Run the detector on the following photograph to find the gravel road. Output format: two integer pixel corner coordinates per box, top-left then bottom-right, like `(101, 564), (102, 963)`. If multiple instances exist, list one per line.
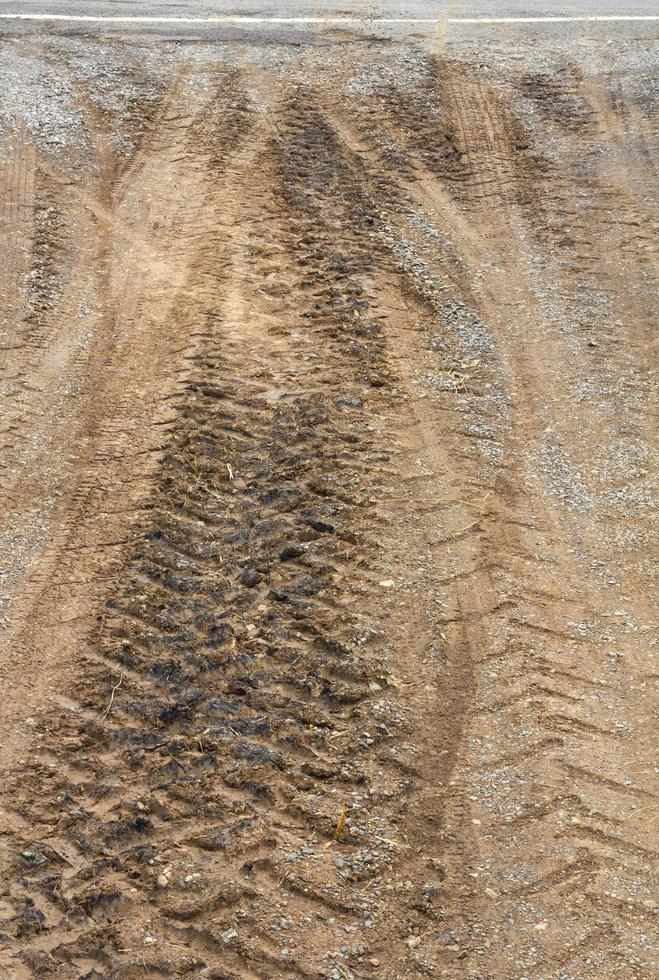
(0, 4), (656, 978)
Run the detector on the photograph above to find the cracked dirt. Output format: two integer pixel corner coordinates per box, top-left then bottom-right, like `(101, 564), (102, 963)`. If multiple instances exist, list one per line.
(0, 18), (656, 980)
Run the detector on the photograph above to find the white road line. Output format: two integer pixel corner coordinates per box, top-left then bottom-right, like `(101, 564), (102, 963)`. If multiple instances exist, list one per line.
(453, 14), (658, 21)
(0, 13), (657, 26)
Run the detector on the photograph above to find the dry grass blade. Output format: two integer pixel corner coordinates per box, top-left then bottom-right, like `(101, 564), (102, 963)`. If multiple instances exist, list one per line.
(101, 672), (124, 720)
(332, 802), (348, 841)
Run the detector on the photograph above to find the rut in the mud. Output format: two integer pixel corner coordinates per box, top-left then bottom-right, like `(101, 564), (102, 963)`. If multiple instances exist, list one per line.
(1, 79), (437, 979)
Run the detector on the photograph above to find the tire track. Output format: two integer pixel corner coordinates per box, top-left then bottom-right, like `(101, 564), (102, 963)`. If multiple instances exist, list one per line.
(309, 49), (657, 977)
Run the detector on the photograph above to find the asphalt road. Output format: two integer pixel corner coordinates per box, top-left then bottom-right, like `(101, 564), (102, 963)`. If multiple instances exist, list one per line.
(0, 0), (658, 41)
(0, 0), (658, 12)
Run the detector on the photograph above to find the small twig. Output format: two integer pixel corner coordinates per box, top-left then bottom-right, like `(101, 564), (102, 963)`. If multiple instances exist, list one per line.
(449, 519), (481, 538)
(166, 751), (187, 771)
(625, 803), (659, 821)
(143, 740), (173, 753)
(372, 834), (411, 849)
(101, 673), (123, 720)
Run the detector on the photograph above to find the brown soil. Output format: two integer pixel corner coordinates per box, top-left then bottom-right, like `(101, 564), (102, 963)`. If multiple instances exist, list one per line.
(0, 27), (656, 980)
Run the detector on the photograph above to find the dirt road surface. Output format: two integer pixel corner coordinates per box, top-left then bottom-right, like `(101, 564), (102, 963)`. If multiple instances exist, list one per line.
(0, 5), (656, 978)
